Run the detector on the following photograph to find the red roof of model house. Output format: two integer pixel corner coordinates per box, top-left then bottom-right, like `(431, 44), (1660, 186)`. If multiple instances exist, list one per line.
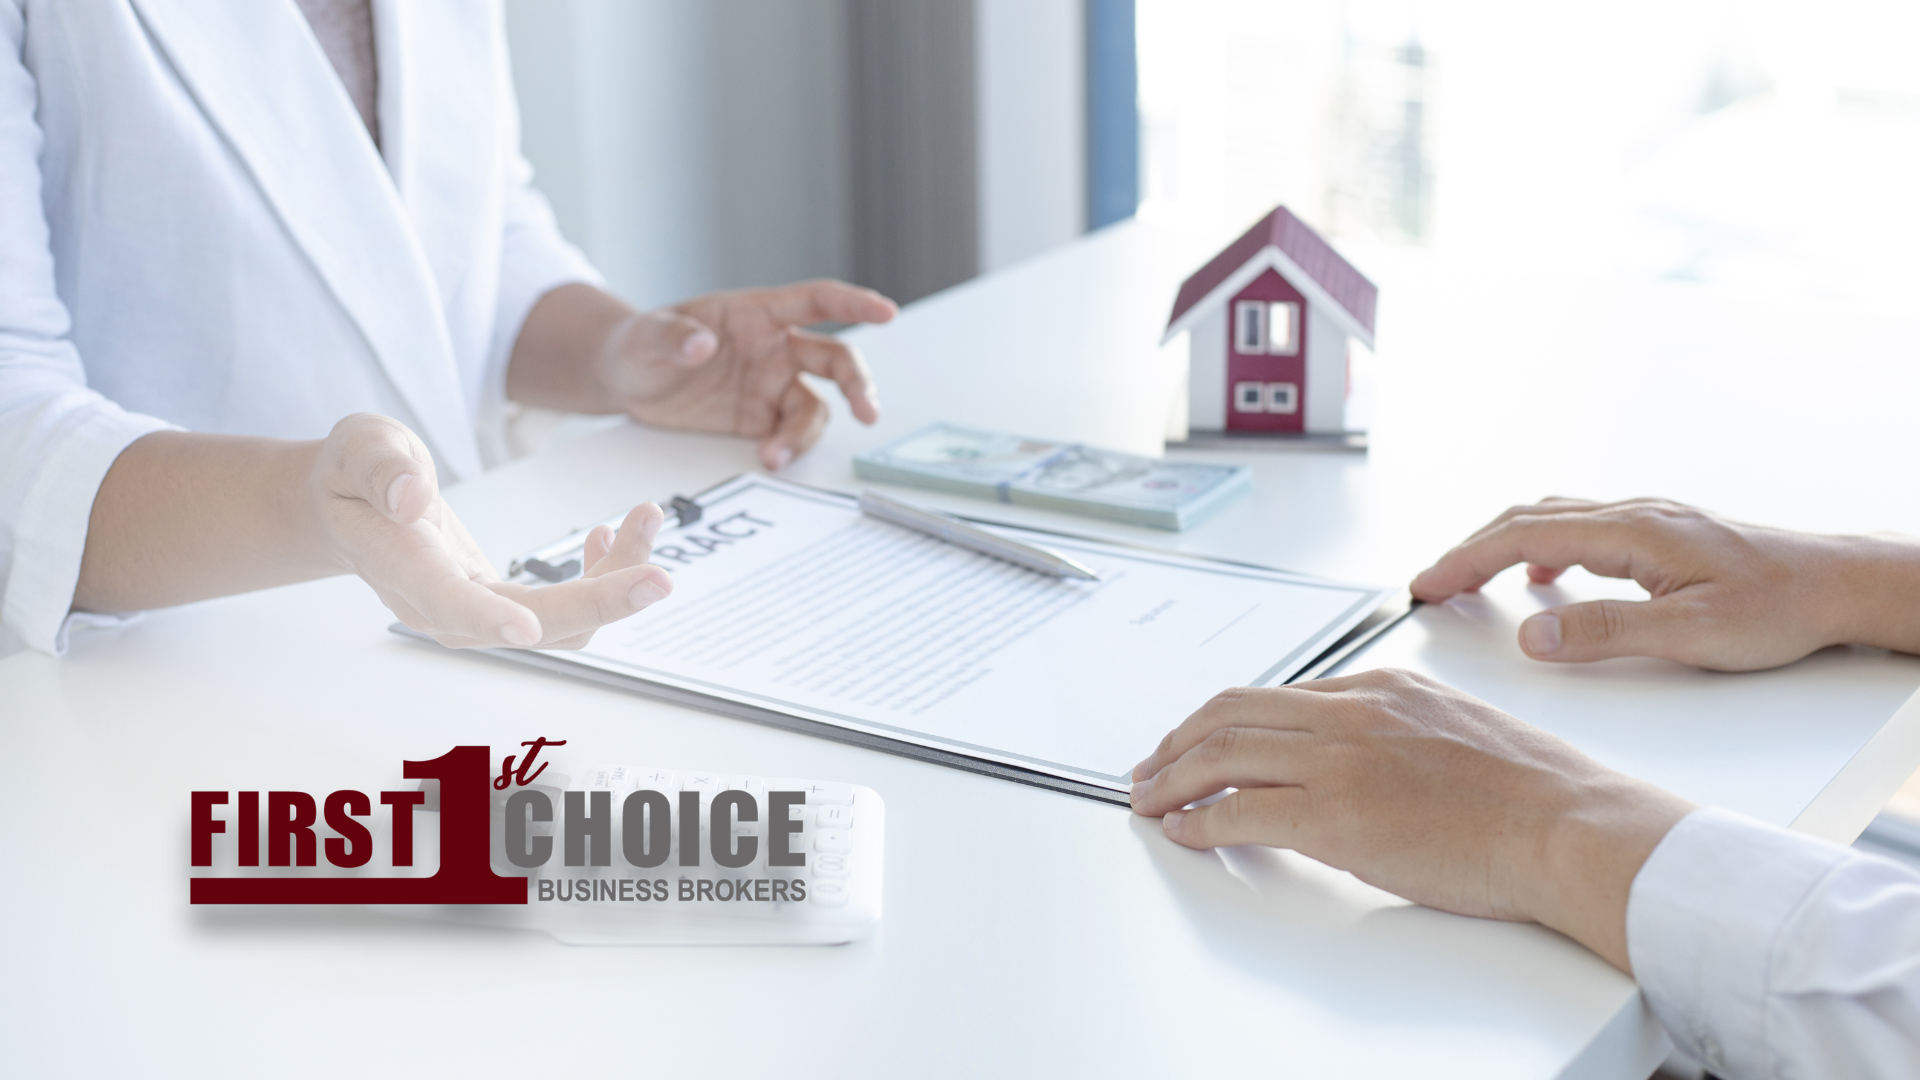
(1161, 206), (1378, 349)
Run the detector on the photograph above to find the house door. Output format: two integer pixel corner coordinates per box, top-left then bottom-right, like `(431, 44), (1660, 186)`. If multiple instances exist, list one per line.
(1224, 269), (1308, 433)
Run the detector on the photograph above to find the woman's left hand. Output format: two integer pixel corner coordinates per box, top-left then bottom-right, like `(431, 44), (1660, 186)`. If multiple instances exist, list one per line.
(508, 279), (896, 470)
(600, 279), (896, 470)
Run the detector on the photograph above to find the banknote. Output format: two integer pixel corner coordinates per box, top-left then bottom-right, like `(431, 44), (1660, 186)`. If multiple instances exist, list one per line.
(852, 423), (1250, 530)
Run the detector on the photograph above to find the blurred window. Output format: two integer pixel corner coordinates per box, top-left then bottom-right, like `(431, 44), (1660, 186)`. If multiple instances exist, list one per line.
(1235, 300), (1268, 353)
(1268, 301), (1300, 355)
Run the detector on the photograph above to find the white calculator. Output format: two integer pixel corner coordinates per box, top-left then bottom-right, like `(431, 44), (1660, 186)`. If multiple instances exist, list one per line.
(396, 764), (885, 946)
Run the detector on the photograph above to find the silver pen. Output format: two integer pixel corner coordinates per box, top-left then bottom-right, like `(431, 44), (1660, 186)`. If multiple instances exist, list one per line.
(858, 490), (1100, 581)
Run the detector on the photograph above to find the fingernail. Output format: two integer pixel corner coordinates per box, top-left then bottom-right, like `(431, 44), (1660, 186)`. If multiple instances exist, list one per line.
(386, 473), (414, 516)
(1129, 774), (1154, 806)
(1163, 809), (1186, 832)
(500, 623), (537, 647)
(1522, 611), (1562, 655)
(629, 579), (669, 607)
(680, 330), (717, 362)
(770, 445), (793, 471)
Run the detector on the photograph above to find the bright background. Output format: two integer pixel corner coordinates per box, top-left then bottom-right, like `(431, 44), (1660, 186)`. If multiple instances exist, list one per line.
(505, 0), (1920, 313)
(1134, 0), (1920, 309)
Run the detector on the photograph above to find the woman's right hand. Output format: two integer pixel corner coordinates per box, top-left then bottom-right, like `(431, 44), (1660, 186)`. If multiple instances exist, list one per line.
(1409, 497), (1920, 671)
(311, 413), (673, 649)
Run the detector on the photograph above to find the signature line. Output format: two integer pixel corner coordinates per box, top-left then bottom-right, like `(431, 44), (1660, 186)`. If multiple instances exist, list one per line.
(1199, 603), (1261, 648)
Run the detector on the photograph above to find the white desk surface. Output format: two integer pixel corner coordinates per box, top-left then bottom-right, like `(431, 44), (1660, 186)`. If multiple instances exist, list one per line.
(6, 221), (1920, 1078)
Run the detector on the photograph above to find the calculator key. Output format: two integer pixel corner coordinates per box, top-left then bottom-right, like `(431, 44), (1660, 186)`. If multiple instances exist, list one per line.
(813, 853), (850, 878)
(777, 780), (854, 806)
(633, 769), (678, 792)
(814, 829), (851, 854)
(728, 824), (763, 867)
(682, 773), (723, 803)
(605, 766), (632, 790)
(725, 775), (767, 797)
(815, 806), (854, 830)
(810, 879), (849, 907)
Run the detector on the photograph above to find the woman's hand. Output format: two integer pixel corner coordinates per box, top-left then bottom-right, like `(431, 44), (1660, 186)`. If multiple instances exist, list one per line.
(310, 414), (673, 649)
(1410, 497), (1920, 671)
(1128, 668), (1694, 972)
(77, 415), (674, 649)
(507, 280), (897, 471)
(607, 280), (895, 470)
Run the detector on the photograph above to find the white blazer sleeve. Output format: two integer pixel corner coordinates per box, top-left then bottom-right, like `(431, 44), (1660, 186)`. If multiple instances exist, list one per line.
(0, 2), (175, 655)
(1628, 806), (1920, 1078)
(476, 150), (604, 462)
(491, 150), (602, 368)
(478, 18), (603, 454)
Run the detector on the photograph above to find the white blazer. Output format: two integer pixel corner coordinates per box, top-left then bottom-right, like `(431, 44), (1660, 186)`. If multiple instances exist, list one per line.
(0, 0), (599, 654)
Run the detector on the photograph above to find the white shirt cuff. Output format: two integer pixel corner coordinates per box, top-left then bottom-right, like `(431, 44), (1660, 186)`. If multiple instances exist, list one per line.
(1626, 806), (1852, 1078)
(1, 398), (173, 655)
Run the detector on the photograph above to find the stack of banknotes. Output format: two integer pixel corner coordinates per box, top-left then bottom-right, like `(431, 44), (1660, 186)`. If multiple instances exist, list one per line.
(852, 423), (1252, 531)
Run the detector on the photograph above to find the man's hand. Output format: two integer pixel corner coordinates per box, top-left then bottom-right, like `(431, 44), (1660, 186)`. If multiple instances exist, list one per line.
(311, 414), (673, 649)
(507, 280), (897, 471)
(1128, 668), (1694, 972)
(1410, 497), (1920, 670)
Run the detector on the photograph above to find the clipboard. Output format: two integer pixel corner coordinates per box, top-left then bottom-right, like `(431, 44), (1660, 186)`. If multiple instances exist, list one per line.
(393, 476), (1414, 806)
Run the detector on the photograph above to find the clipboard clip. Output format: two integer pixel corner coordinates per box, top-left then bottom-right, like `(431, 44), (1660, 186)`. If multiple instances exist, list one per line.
(509, 494), (703, 582)
(520, 555), (581, 583)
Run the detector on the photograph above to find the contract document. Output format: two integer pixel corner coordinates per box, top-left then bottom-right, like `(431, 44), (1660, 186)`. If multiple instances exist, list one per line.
(460, 476), (1394, 798)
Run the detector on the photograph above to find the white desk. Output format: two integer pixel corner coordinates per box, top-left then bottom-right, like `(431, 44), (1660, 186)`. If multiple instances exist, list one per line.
(6, 221), (1920, 1078)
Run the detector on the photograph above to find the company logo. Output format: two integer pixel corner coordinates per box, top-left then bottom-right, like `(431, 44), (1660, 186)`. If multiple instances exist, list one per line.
(190, 739), (812, 905)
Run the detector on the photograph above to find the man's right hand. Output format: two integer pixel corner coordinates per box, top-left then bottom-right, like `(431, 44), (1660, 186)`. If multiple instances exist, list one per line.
(1410, 497), (1920, 671)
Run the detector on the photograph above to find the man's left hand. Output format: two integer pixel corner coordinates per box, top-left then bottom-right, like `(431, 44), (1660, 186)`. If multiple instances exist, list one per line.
(1128, 668), (1694, 972)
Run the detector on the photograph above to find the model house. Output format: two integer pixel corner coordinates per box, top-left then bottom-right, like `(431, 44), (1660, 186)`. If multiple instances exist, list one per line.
(1163, 206), (1378, 435)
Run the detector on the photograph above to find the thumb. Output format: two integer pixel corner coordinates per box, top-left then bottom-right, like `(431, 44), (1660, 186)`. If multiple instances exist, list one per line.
(1519, 596), (1689, 662)
(623, 310), (718, 368)
(324, 413), (438, 524)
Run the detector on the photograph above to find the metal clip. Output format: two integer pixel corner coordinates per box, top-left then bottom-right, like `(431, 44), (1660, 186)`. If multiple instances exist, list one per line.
(670, 495), (702, 526)
(523, 556), (581, 583)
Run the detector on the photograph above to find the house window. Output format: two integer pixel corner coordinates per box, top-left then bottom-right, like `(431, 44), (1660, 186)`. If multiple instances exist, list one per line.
(1233, 381), (1266, 413)
(1234, 301), (1266, 353)
(1267, 302), (1300, 355)
(1265, 382), (1299, 414)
